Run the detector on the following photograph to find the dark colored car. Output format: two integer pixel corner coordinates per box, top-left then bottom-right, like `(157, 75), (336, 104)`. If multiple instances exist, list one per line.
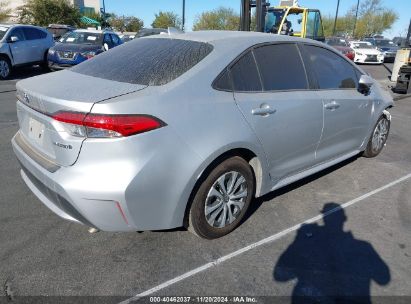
(47, 29), (122, 70)
(46, 24), (76, 41)
(325, 37), (355, 61)
(364, 38), (398, 62)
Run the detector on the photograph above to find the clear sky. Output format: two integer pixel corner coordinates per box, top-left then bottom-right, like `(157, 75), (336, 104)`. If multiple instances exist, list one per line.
(103, 0), (410, 38)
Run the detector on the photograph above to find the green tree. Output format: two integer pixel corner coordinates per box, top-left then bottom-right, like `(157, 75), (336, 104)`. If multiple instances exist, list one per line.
(0, 1), (11, 22)
(151, 11), (181, 29)
(125, 17), (144, 32)
(193, 7), (239, 31)
(18, 0), (81, 26)
(109, 14), (126, 31)
(355, 0), (398, 38)
(109, 14), (144, 32)
(322, 0), (398, 39)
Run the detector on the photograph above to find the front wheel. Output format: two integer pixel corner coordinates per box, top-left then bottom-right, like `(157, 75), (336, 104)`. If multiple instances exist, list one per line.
(363, 115), (390, 158)
(188, 157), (255, 239)
(0, 57), (11, 80)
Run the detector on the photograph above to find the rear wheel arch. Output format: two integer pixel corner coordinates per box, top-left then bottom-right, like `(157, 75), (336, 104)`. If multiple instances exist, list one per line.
(183, 148), (264, 228)
(0, 53), (12, 66)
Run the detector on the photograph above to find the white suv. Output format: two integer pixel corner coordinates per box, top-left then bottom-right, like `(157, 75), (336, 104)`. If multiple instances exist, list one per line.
(0, 24), (54, 79)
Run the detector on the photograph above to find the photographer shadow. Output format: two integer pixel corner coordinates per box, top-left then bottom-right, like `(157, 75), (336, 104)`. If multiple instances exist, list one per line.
(273, 203), (390, 304)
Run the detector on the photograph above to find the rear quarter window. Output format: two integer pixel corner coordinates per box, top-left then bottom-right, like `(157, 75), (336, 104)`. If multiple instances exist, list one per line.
(230, 51), (262, 92)
(71, 38), (213, 86)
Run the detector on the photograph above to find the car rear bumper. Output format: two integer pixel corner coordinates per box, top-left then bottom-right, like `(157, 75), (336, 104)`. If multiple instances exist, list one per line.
(12, 126), (203, 232)
(12, 132), (135, 231)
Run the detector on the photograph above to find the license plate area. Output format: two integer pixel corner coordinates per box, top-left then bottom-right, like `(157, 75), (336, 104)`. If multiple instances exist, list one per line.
(28, 117), (45, 146)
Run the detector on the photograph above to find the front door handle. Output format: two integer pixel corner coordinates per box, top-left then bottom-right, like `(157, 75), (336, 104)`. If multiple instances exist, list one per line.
(324, 101), (340, 110)
(252, 104), (276, 116)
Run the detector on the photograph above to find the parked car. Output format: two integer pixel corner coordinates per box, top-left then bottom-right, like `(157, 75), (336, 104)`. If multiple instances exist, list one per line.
(118, 32), (136, 43)
(325, 37), (355, 60)
(46, 24), (76, 41)
(349, 41), (384, 64)
(12, 31), (393, 239)
(47, 29), (122, 70)
(364, 38), (398, 63)
(0, 24), (54, 79)
(136, 28), (167, 38)
(392, 36), (411, 47)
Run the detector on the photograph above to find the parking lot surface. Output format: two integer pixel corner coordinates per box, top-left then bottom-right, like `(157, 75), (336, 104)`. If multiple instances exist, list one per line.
(0, 64), (410, 302)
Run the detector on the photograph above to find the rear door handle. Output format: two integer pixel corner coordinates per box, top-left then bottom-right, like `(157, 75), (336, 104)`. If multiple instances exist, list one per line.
(252, 104), (276, 116)
(324, 101), (340, 110)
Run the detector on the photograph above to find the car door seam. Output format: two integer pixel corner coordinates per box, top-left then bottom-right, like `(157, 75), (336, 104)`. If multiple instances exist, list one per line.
(314, 99), (325, 159)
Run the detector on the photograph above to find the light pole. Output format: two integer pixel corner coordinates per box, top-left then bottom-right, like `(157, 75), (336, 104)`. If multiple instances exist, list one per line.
(332, 0), (341, 36)
(352, 0), (360, 38)
(102, 0), (106, 27)
(182, 0), (186, 31)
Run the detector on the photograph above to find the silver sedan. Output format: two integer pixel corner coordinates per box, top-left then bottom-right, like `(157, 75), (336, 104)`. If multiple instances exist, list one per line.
(12, 31), (393, 239)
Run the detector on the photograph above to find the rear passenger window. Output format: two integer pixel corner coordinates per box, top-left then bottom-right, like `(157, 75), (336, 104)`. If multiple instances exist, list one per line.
(253, 44), (308, 91)
(302, 45), (358, 89)
(230, 51), (262, 92)
(23, 28), (45, 40)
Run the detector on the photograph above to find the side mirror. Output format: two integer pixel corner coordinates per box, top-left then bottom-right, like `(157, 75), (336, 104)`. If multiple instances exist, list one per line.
(358, 75), (374, 95)
(9, 36), (19, 43)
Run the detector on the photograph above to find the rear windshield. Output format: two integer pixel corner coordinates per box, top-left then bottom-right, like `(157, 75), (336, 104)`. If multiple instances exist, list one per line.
(71, 38), (214, 86)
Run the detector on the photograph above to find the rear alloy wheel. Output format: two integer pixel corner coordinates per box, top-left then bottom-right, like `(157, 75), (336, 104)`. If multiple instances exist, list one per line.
(0, 58), (11, 80)
(188, 157), (254, 239)
(363, 115), (390, 158)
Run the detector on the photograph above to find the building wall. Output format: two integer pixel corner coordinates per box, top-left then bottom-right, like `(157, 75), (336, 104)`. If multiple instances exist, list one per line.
(5, 0), (101, 22)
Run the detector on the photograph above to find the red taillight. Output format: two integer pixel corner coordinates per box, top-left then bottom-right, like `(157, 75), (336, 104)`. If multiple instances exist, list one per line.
(51, 111), (165, 138)
(83, 114), (163, 137)
(52, 111), (87, 124)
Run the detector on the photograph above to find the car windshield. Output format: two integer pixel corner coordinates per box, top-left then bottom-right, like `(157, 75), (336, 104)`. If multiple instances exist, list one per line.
(59, 31), (102, 45)
(0, 26), (9, 40)
(375, 40), (395, 47)
(327, 39), (349, 47)
(71, 38), (213, 86)
(353, 43), (374, 49)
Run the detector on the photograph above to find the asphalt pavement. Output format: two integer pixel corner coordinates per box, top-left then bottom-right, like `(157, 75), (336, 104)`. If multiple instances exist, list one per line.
(0, 64), (410, 303)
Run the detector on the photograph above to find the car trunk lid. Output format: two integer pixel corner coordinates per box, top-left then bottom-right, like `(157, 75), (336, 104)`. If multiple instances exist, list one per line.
(16, 70), (147, 167)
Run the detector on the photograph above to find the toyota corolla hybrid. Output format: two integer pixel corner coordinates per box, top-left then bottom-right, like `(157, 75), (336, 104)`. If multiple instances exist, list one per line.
(12, 31), (393, 239)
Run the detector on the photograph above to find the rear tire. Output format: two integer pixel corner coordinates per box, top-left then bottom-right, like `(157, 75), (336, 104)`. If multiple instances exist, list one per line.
(188, 157), (255, 239)
(363, 115), (390, 158)
(0, 56), (12, 80)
